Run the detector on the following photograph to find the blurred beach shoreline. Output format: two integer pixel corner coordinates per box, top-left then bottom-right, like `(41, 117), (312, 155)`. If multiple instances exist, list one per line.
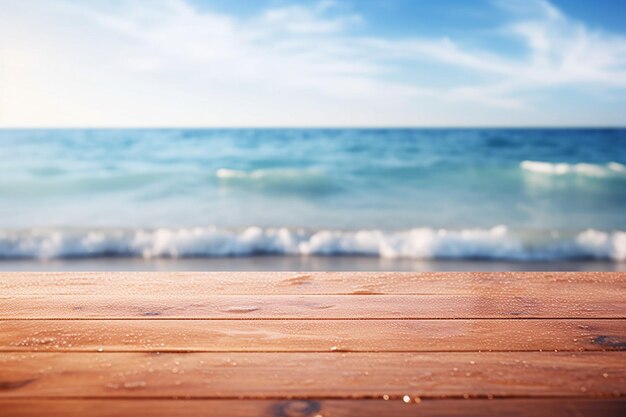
(1, 128), (624, 271)
(2, 256), (623, 272)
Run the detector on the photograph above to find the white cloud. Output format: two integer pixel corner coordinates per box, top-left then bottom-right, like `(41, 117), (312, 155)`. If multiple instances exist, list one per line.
(259, 1), (361, 35)
(507, 0), (626, 86)
(0, 0), (625, 126)
(359, 0), (626, 107)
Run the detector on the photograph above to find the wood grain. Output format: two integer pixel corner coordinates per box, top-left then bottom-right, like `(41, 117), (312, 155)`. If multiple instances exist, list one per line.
(2, 272), (624, 296)
(0, 399), (625, 417)
(2, 293), (625, 319)
(0, 319), (624, 352)
(0, 352), (624, 398)
(1, 272), (624, 416)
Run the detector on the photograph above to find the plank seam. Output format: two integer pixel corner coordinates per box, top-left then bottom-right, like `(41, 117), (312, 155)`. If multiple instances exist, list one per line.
(1, 317), (625, 320)
(1, 394), (624, 401)
(0, 349), (623, 353)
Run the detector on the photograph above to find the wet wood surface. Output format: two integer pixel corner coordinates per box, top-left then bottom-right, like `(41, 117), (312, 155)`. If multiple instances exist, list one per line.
(1, 351), (625, 398)
(0, 272), (624, 416)
(3, 293), (624, 318)
(2, 271), (624, 295)
(0, 319), (624, 352)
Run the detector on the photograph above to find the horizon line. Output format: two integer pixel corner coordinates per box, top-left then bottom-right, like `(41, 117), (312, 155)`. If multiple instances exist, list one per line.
(1, 125), (625, 130)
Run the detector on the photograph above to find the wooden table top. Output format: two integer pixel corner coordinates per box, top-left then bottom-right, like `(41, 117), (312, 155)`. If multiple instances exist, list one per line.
(0, 272), (624, 416)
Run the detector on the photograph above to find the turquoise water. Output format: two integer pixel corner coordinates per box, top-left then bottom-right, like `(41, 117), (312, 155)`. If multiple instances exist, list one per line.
(0, 128), (625, 262)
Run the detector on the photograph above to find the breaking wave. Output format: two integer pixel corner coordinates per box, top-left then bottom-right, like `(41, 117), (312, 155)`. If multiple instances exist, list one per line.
(215, 168), (337, 194)
(520, 161), (626, 177)
(0, 226), (624, 261)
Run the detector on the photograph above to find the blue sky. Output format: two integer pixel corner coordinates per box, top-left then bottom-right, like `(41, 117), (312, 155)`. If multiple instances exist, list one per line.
(1, 0), (626, 127)
(195, 0), (626, 37)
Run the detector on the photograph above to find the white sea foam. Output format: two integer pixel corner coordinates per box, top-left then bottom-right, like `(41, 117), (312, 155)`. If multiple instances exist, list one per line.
(520, 160), (626, 177)
(216, 168), (327, 182)
(0, 226), (624, 261)
(215, 168), (335, 193)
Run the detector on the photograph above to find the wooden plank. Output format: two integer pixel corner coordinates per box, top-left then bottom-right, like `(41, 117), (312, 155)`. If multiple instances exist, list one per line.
(2, 272), (624, 296)
(2, 294), (624, 319)
(0, 319), (624, 352)
(0, 399), (625, 417)
(1, 272), (624, 416)
(0, 352), (624, 398)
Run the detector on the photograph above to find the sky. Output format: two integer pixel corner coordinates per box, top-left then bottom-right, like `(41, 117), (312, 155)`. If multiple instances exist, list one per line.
(1, 0), (626, 127)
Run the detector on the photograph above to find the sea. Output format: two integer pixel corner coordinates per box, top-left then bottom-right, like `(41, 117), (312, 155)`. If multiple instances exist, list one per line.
(0, 128), (624, 271)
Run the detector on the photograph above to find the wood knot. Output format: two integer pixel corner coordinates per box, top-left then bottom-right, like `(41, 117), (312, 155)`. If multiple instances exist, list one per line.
(271, 400), (322, 417)
(0, 379), (36, 390)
